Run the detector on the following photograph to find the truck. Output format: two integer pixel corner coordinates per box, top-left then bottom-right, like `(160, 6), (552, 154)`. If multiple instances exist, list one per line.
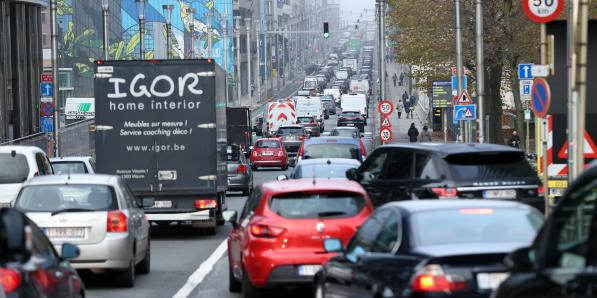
(265, 101), (297, 136)
(226, 107), (252, 152)
(94, 59), (227, 234)
(341, 93), (368, 120)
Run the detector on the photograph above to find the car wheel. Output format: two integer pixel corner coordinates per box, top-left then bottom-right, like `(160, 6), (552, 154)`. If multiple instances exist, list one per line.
(242, 268), (262, 298)
(229, 264), (242, 292)
(116, 258), (135, 287)
(136, 236), (151, 275)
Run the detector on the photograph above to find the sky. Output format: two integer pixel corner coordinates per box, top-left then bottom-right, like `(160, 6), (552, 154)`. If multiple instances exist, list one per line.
(339, 0), (376, 24)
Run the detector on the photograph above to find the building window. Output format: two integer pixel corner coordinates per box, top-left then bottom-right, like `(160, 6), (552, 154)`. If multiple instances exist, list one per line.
(42, 34), (49, 48)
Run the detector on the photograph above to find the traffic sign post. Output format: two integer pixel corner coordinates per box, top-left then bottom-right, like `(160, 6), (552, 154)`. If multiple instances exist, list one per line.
(531, 78), (551, 118)
(40, 82), (54, 97)
(520, 79), (533, 101)
(379, 127), (392, 143)
(378, 100), (394, 116)
(455, 90), (473, 105)
(518, 63), (533, 79)
(522, 0), (565, 24)
(454, 104), (477, 121)
(381, 117), (391, 128)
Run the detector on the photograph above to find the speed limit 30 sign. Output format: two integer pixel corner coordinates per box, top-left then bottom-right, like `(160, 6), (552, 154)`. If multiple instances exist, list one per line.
(378, 100), (394, 116)
(380, 127), (392, 143)
(522, 0), (564, 23)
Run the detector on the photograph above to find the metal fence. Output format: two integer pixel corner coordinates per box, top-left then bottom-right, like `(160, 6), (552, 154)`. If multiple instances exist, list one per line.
(0, 119), (95, 157)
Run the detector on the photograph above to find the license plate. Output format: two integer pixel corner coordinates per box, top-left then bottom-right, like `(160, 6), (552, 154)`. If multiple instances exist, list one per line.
(483, 189), (516, 199)
(347, 123), (354, 126)
(153, 200), (172, 208)
(476, 272), (508, 290)
(549, 188), (566, 197)
(262, 152), (274, 156)
(44, 227), (85, 239)
(297, 265), (322, 276)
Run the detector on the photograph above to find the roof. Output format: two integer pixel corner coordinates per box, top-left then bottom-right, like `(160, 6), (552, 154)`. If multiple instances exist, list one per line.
(380, 143), (522, 156)
(50, 156), (92, 162)
(296, 158), (361, 167)
(303, 136), (360, 145)
(260, 179), (366, 195)
(383, 199), (534, 214)
(0, 145), (45, 153)
(22, 174), (120, 186)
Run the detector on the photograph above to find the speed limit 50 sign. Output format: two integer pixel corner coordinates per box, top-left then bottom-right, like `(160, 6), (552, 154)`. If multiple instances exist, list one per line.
(522, 0), (564, 23)
(378, 100), (394, 116)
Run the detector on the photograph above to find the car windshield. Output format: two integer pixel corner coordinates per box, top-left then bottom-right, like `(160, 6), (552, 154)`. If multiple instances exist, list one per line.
(269, 192), (365, 219)
(255, 140), (280, 149)
(0, 153), (29, 184)
(293, 163), (357, 179)
(52, 162), (87, 174)
(445, 152), (536, 181)
(15, 184), (118, 213)
(304, 143), (359, 160)
(277, 127), (304, 135)
(411, 208), (544, 246)
(226, 146), (241, 161)
(332, 129), (358, 138)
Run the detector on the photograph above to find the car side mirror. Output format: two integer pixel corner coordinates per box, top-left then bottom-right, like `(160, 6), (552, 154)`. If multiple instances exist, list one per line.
(277, 175), (289, 181)
(505, 246), (534, 273)
(223, 210), (239, 228)
(142, 198), (155, 208)
(346, 168), (360, 181)
(323, 238), (343, 253)
(61, 243), (80, 260)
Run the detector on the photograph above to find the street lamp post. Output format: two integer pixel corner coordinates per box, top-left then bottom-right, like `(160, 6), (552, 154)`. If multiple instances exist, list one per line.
(101, 0), (109, 60)
(163, 5), (174, 59)
(234, 16), (242, 105)
(254, 19), (261, 104)
(188, 8), (196, 58)
(50, 0), (60, 156)
(135, 0), (146, 59)
(246, 18), (252, 107)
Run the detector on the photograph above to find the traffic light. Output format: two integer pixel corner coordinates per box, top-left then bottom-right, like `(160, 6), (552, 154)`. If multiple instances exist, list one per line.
(323, 22), (329, 38)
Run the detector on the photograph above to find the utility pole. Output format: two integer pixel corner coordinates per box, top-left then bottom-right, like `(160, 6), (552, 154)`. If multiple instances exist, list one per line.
(274, 20), (280, 91)
(255, 19), (261, 104)
(475, 0), (484, 143)
(101, 0), (109, 60)
(246, 18), (252, 107)
(455, 0), (465, 143)
(234, 16), (242, 105)
(264, 19), (269, 98)
(222, 7), (229, 105)
(50, 0), (60, 156)
(206, 12), (214, 57)
(136, 0), (146, 59)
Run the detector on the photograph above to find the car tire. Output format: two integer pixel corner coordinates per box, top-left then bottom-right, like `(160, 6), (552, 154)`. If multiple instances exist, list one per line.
(229, 264), (242, 292)
(136, 236), (151, 275)
(116, 258), (135, 287)
(242, 268), (262, 298)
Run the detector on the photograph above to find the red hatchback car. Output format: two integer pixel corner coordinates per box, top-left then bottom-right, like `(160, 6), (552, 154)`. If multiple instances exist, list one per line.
(224, 180), (373, 298)
(249, 138), (288, 171)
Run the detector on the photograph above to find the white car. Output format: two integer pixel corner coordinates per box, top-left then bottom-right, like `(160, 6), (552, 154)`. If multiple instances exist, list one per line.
(50, 156), (96, 174)
(0, 145), (53, 208)
(14, 174), (152, 287)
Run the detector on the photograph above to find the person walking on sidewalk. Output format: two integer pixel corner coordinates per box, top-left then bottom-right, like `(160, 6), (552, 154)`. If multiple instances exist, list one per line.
(396, 99), (403, 119)
(399, 73), (405, 86)
(408, 95), (417, 119)
(420, 125), (432, 142)
(392, 73), (398, 87)
(408, 123), (419, 143)
(402, 91), (409, 102)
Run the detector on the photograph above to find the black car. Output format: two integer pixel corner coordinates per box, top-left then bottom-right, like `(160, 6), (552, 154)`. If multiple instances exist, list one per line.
(337, 110), (365, 132)
(0, 209), (84, 297)
(493, 161), (597, 298)
(315, 200), (543, 298)
(346, 143), (544, 210)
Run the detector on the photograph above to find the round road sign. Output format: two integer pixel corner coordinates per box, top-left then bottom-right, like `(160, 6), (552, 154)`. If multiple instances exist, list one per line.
(378, 100), (394, 116)
(380, 127), (392, 142)
(522, 0), (564, 23)
(531, 78), (551, 118)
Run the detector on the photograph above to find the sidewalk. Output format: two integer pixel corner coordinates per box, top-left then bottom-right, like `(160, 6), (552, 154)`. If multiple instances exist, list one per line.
(384, 63), (426, 143)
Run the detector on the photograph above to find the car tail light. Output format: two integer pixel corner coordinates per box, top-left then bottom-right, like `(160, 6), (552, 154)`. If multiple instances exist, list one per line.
(237, 164), (247, 174)
(538, 185), (545, 196)
(250, 224), (286, 238)
(195, 199), (217, 210)
(31, 269), (56, 292)
(412, 264), (467, 292)
(277, 151), (285, 157)
(0, 268), (21, 293)
(107, 210), (128, 233)
(252, 150), (258, 157)
(298, 143), (304, 157)
(431, 188), (458, 199)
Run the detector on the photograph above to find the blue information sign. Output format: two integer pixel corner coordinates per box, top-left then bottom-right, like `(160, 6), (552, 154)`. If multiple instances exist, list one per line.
(40, 83), (54, 97)
(453, 104), (477, 121)
(41, 116), (54, 133)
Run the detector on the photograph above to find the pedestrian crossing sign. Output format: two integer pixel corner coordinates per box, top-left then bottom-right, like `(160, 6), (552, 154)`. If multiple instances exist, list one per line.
(454, 104), (477, 121)
(381, 117), (391, 128)
(456, 90), (473, 105)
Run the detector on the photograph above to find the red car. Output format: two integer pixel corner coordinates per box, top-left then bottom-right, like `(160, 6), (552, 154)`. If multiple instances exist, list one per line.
(249, 138), (288, 171)
(224, 179), (373, 298)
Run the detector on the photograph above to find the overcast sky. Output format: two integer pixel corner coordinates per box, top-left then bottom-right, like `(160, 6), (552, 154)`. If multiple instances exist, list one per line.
(339, 0), (376, 23)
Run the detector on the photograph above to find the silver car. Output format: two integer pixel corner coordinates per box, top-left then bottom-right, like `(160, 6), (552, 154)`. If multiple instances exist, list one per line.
(13, 174), (151, 287)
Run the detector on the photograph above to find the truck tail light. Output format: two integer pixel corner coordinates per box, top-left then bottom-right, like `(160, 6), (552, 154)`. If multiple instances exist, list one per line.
(250, 224), (285, 238)
(195, 199), (217, 210)
(107, 211), (128, 232)
(412, 264), (467, 292)
(431, 188), (459, 199)
(237, 164), (247, 174)
(0, 268), (21, 293)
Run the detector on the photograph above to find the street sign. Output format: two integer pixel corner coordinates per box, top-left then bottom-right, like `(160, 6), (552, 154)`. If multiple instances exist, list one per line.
(378, 100), (394, 116)
(40, 82), (54, 97)
(531, 78), (551, 118)
(41, 73), (53, 82)
(451, 75), (468, 96)
(531, 65), (550, 77)
(41, 116), (54, 133)
(40, 102), (54, 117)
(451, 66), (466, 76)
(454, 104), (477, 121)
(379, 127), (392, 142)
(522, 0), (565, 24)
(557, 131), (597, 159)
(524, 109), (532, 121)
(432, 81), (452, 108)
(518, 63), (533, 79)
(455, 90), (473, 105)
(520, 79), (533, 101)
(40, 97), (53, 103)
(381, 117), (391, 128)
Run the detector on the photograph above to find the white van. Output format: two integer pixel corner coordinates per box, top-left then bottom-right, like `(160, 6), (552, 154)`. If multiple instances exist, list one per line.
(323, 89), (341, 103)
(341, 93), (368, 119)
(296, 96), (325, 131)
(0, 146), (53, 207)
(349, 79), (371, 96)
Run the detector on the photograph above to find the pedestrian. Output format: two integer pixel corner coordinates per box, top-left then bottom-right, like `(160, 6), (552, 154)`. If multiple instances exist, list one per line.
(420, 125), (432, 142)
(396, 99), (403, 119)
(399, 73), (404, 86)
(404, 100), (411, 119)
(508, 130), (522, 148)
(392, 73), (398, 87)
(385, 71), (388, 78)
(408, 95), (417, 119)
(408, 123), (419, 143)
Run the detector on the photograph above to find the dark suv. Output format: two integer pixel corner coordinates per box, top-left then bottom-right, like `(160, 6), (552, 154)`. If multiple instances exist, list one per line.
(346, 143), (544, 211)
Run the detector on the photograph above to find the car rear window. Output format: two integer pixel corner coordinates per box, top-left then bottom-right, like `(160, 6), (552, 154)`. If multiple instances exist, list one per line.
(444, 152), (536, 181)
(277, 127), (304, 135)
(16, 185), (118, 213)
(255, 140), (280, 149)
(411, 208), (543, 246)
(294, 163), (358, 179)
(341, 111), (361, 118)
(297, 117), (314, 124)
(0, 153), (29, 184)
(304, 143), (359, 160)
(332, 129), (357, 138)
(269, 192), (366, 219)
(226, 146), (241, 161)
(52, 162), (88, 174)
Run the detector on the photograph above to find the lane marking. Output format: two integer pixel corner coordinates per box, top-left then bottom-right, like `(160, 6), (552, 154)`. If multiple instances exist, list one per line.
(172, 239), (228, 298)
